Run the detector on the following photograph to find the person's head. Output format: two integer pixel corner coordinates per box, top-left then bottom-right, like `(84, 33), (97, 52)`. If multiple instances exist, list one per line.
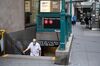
(33, 38), (36, 45)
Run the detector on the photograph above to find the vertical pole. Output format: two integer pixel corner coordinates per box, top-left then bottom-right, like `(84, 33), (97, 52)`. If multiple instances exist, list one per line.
(36, 0), (40, 32)
(0, 30), (5, 55)
(70, 0), (72, 16)
(69, 0), (72, 33)
(36, 15), (39, 32)
(2, 31), (5, 55)
(60, 0), (66, 50)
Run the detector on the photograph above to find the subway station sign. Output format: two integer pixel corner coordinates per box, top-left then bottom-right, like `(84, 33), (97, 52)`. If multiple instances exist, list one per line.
(38, 40), (60, 47)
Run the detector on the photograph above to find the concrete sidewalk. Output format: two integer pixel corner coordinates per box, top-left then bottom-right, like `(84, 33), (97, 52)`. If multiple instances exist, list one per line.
(69, 23), (100, 66)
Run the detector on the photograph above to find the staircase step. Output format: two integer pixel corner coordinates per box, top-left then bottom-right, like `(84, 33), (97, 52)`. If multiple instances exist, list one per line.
(1, 54), (55, 61)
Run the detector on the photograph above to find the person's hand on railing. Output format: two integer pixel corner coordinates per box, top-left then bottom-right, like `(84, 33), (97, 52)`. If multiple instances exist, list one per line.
(23, 51), (26, 54)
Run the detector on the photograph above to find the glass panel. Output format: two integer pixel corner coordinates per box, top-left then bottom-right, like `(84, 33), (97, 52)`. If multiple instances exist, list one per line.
(40, 0), (51, 12)
(40, 0), (60, 12)
(51, 0), (60, 12)
(25, 1), (31, 12)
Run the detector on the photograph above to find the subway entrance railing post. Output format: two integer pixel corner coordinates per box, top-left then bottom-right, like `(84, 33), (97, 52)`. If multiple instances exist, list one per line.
(70, 0), (72, 33)
(59, 0), (66, 50)
(59, 0), (72, 50)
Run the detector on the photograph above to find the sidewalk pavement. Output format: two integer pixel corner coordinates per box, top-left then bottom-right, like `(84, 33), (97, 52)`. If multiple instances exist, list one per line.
(69, 22), (100, 66)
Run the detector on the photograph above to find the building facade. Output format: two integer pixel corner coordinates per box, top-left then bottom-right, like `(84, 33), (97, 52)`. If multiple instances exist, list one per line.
(0, 0), (39, 32)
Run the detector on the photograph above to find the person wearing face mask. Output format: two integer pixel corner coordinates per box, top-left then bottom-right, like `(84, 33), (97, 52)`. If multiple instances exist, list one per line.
(23, 38), (41, 56)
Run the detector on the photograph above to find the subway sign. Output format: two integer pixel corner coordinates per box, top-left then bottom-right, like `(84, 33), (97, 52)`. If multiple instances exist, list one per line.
(38, 40), (60, 47)
(43, 18), (60, 29)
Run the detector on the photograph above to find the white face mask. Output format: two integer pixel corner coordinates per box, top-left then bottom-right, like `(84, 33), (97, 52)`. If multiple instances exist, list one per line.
(33, 41), (36, 45)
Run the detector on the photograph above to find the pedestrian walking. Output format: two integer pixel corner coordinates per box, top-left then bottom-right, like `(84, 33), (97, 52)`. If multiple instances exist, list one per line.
(23, 38), (41, 56)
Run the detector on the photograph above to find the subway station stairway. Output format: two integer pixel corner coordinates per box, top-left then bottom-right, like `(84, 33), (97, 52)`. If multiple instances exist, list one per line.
(0, 54), (65, 66)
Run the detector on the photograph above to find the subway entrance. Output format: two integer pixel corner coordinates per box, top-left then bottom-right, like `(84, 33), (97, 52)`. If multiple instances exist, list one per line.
(0, 29), (59, 57)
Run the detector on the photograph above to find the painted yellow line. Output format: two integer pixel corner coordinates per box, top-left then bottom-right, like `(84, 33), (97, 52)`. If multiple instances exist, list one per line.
(52, 57), (56, 60)
(2, 54), (9, 57)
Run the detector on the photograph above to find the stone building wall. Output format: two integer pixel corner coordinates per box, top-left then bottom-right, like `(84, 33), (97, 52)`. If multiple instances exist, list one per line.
(0, 0), (24, 32)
